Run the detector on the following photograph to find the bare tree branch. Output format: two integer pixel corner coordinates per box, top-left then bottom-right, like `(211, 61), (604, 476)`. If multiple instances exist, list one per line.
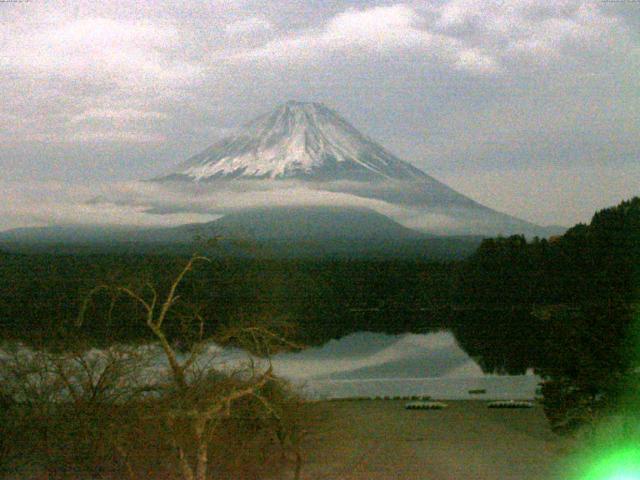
(156, 255), (210, 330)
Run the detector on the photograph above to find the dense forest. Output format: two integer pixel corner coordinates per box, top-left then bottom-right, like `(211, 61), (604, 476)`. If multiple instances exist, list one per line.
(458, 197), (639, 430)
(0, 253), (456, 346)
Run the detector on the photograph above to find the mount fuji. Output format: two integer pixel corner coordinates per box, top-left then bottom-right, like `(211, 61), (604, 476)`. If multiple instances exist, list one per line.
(159, 100), (433, 182)
(0, 101), (563, 255)
(153, 101), (557, 239)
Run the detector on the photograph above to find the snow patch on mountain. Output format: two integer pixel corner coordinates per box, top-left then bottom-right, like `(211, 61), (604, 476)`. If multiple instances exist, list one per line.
(163, 101), (428, 181)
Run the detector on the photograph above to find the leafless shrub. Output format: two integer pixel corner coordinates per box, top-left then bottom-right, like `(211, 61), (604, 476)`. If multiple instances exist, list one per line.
(72, 253), (306, 480)
(0, 342), (147, 479)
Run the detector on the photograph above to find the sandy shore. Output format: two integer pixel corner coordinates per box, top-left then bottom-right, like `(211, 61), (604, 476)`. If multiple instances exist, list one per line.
(296, 400), (571, 480)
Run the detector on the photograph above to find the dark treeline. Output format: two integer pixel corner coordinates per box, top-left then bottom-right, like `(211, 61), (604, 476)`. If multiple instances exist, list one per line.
(0, 252), (456, 347)
(456, 196), (639, 369)
(456, 197), (640, 430)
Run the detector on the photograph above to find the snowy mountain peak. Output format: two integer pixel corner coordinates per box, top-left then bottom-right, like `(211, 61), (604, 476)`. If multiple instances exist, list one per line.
(160, 101), (429, 182)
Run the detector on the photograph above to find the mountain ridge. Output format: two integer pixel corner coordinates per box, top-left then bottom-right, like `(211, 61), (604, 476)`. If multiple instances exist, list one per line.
(11, 101), (564, 241)
(148, 101), (566, 238)
(0, 205), (484, 259)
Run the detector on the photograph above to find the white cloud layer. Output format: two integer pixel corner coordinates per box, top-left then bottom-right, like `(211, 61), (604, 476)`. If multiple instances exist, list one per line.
(0, 180), (494, 235)
(232, 4), (499, 74)
(225, 16), (273, 35)
(69, 109), (169, 124)
(1, 17), (198, 88)
(0, 181), (218, 231)
(232, 1), (621, 74)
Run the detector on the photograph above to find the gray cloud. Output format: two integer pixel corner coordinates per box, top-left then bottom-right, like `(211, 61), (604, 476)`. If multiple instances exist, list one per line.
(0, 181), (219, 230)
(1, 0), (638, 228)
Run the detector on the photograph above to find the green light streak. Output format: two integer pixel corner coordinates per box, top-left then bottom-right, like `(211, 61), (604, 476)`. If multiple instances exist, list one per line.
(575, 446), (640, 480)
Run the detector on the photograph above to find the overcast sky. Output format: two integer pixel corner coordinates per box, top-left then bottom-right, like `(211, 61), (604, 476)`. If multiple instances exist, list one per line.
(1, 0), (639, 227)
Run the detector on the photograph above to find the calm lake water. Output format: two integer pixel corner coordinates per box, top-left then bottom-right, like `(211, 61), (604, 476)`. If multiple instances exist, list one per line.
(0, 330), (540, 400)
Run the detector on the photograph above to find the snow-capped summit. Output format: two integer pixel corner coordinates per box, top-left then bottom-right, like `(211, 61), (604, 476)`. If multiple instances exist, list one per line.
(147, 101), (563, 238)
(159, 101), (429, 181)
(0, 102), (562, 243)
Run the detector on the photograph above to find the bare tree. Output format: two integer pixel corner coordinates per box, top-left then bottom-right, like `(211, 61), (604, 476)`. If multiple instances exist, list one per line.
(78, 254), (305, 480)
